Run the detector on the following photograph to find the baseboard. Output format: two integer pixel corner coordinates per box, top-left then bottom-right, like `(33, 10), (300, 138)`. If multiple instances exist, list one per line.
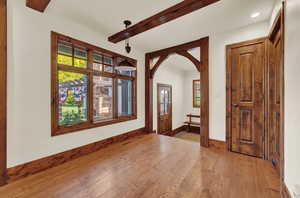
(7, 127), (145, 183)
(209, 139), (226, 150)
(165, 125), (186, 136)
(186, 125), (200, 134)
(282, 182), (293, 198)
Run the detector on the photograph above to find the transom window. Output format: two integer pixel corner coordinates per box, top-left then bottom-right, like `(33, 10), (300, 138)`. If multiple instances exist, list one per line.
(51, 32), (137, 136)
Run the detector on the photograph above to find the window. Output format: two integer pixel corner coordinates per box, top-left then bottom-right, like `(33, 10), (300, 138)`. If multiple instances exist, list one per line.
(193, 80), (201, 108)
(51, 32), (137, 136)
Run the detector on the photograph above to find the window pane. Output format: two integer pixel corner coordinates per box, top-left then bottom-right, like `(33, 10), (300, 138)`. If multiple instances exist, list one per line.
(103, 56), (113, 65)
(57, 54), (73, 66)
(93, 63), (103, 71)
(93, 76), (113, 121)
(104, 66), (113, 73)
(74, 58), (87, 68)
(58, 71), (88, 126)
(74, 48), (87, 59)
(58, 43), (72, 56)
(118, 70), (135, 77)
(118, 79), (132, 116)
(93, 54), (103, 63)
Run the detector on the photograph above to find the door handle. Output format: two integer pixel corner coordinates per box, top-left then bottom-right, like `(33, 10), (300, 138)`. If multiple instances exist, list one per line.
(233, 104), (239, 107)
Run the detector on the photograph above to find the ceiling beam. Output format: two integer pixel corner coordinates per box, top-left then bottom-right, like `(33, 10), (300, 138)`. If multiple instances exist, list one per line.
(108, 0), (220, 43)
(26, 0), (51, 12)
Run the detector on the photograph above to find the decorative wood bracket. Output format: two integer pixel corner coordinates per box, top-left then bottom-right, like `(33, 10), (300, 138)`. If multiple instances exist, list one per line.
(150, 55), (169, 78)
(176, 50), (202, 72)
(26, 0), (51, 13)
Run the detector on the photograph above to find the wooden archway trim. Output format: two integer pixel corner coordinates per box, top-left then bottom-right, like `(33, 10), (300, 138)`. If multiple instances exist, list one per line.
(26, 0), (51, 12)
(145, 37), (209, 147)
(176, 50), (201, 72)
(150, 55), (169, 78)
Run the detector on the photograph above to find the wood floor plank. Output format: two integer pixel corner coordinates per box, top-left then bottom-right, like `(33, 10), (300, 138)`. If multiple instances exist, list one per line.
(0, 134), (280, 198)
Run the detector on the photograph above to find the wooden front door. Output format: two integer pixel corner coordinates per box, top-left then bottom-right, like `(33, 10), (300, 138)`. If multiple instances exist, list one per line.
(157, 84), (172, 134)
(268, 12), (284, 176)
(227, 38), (266, 158)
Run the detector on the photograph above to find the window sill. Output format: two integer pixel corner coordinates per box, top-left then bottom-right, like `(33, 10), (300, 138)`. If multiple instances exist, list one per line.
(52, 116), (137, 137)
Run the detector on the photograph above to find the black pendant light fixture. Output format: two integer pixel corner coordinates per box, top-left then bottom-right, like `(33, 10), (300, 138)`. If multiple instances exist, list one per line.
(124, 20), (132, 54)
(115, 20), (136, 71)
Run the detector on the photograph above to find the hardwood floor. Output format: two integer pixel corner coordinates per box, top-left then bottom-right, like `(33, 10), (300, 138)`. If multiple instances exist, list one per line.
(174, 131), (200, 143)
(0, 134), (280, 198)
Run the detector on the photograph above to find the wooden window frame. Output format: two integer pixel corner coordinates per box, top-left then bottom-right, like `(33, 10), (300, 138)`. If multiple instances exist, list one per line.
(51, 32), (137, 136)
(193, 79), (201, 108)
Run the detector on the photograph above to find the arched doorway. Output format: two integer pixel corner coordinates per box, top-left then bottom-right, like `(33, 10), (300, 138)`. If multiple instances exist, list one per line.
(145, 37), (210, 147)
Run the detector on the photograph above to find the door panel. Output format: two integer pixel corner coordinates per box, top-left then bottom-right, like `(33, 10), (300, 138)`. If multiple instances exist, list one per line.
(229, 40), (265, 158)
(157, 84), (172, 134)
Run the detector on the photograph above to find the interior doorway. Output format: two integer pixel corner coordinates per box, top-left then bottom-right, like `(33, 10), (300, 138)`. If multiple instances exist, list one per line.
(157, 84), (172, 135)
(226, 38), (267, 158)
(145, 37), (209, 147)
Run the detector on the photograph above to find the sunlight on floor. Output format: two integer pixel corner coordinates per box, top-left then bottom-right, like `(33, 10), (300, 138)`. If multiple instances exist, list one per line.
(174, 132), (200, 143)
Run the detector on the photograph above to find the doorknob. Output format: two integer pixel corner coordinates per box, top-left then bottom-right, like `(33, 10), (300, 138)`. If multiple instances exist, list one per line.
(233, 104), (239, 107)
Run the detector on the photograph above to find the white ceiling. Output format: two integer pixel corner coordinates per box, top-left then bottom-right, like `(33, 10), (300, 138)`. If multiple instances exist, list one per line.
(48, 0), (275, 72)
(49, 0), (275, 53)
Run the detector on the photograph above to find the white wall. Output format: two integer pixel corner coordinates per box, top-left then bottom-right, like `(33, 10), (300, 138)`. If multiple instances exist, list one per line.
(7, 0), (145, 167)
(153, 64), (185, 131)
(209, 21), (269, 141)
(183, 71), (201, 120)
(270, 0), (300, 197)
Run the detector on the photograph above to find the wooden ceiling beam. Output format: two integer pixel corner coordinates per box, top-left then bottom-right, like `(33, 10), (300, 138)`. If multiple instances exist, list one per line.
(26, 0), (51, 13)
(108, 0), (220, 43)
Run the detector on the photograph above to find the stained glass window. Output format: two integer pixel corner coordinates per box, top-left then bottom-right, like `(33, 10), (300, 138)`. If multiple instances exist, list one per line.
(52, 32), (137, 135)
(58, 71), (88, 126)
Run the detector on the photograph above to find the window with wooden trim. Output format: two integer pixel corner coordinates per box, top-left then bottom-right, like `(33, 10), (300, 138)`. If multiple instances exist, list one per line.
(51, 32), (137, 136)
(193, 80), (201, 108)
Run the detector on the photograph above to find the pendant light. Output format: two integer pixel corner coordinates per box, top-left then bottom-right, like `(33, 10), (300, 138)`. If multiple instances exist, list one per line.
(115, 20), (137, 72)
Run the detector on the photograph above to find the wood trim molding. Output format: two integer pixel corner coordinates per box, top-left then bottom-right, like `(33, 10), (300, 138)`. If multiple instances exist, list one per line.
(282, 182), (292, 198)
(209, 139), (226, 151)
(164, 125), (186, 137)
(26, 0), (51, 12)
(108, 0), (220, 43)
(0, 0), (7, 187)
(7, 128), (145, 183)
(145, 37), (210, 148)
(150, 55), (168, 78)
(176, 50), (201, 72)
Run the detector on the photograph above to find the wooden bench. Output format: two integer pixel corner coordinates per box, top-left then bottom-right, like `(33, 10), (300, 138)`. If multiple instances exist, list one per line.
(184, 114), (200, 132)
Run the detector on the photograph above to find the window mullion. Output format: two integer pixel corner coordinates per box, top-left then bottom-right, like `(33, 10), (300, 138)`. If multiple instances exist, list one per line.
(113, 57), (118, 119)
(88, 49), (94, 124)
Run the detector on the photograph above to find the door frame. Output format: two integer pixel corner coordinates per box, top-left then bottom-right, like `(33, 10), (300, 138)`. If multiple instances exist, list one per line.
(226, 37), (268, 157)
(145, 37), (210, 147)
(157, 83), (172, 135)
(0, 0), (7, 186)
(268, 3), (285, 183)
